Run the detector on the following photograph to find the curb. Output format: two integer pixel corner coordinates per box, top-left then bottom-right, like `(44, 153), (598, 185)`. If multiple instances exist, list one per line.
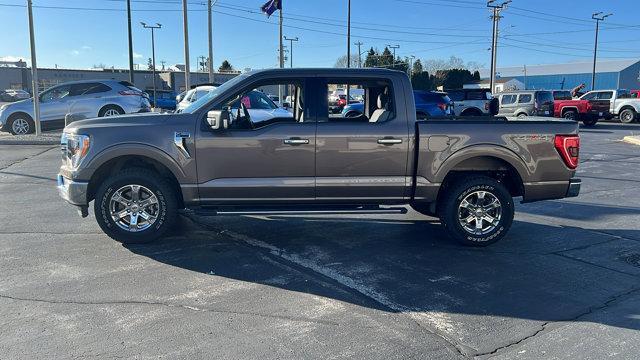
(622, 136), (640, 146)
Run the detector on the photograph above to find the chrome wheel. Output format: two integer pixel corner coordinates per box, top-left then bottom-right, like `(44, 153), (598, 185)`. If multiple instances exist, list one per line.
(11, 118), (30, 134)
(458, 190), (502, 236)
(104, 108), (122, 117)
(109, 184), (159, 232)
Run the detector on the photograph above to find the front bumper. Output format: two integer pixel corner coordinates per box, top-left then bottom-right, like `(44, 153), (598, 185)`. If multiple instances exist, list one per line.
(566, 178), (581, 198)
(57, 174), (89, 217)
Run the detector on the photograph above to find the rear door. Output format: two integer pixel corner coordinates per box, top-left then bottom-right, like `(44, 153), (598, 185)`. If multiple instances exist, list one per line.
(586, 91), (612, 117)
(38, 84), (72, 128)
(498, 94), (517, 116)
(68, 82), (112, 118)
(315, 76), (411, 202)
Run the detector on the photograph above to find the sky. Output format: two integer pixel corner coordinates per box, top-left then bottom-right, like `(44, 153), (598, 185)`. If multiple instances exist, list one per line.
(1, 0), (640, 72)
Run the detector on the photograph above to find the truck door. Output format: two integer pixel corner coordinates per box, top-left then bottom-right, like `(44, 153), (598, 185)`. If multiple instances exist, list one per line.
(195, 78), (317, 204)
(583, 91), (611, 118)
(315, 77), (411, 202)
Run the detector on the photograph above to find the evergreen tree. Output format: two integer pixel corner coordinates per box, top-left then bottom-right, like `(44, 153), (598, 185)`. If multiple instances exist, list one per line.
(218, 60), (233, 72)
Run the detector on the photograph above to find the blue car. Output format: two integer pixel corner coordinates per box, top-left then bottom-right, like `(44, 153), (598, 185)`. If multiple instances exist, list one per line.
(341, 91), (453, 119)
(147, 90), (177, 110)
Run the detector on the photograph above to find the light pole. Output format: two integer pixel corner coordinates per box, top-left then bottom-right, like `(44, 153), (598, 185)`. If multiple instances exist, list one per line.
(386, 44), (400, 66)
(284, 36), (298, 68)
(126, 0), (135, 84)
(27, 0), (41, 136)
(487, 0), (511, 94)
(141, 22), (161, 109)
(591, 12), (612, 90)
(182, 0), (191, 91)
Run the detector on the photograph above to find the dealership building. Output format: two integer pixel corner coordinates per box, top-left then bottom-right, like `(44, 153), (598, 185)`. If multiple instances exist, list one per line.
(474, 59), (640, 93)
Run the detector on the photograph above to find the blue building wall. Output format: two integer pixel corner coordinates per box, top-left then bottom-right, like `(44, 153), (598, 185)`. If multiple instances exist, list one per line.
(619, 61), (640, 90)
(511, 72), (619, 90)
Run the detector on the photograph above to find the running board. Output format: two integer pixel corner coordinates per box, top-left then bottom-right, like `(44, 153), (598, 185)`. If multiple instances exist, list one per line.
(189, 205), (408, 216)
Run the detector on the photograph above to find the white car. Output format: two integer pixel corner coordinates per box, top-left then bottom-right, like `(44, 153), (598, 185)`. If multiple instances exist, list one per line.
(176, 85), (216, 112)
(230, 90), (293, 125)
(2, 89), (30, 102)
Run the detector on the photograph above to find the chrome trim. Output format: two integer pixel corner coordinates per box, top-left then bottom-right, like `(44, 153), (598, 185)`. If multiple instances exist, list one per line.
(174, 132), (191, 158)
(377, 138), (403, 145)
(283, 138), (309, 145)
(57, 174), (89, 206)
(566, 178), (581, 198)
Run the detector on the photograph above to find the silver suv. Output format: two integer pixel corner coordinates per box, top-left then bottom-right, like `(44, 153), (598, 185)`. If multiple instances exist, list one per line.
(0, 80), (151, 134)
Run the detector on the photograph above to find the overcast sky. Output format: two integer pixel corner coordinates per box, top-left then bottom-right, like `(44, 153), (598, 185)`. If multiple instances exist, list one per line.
(1, 0), (639, 71)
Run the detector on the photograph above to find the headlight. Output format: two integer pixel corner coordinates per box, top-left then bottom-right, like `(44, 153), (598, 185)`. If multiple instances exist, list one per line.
(61, 133), (91, 169)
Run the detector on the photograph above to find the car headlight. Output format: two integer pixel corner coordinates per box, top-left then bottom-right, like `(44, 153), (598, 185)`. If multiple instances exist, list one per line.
(61, 133), (91, 169)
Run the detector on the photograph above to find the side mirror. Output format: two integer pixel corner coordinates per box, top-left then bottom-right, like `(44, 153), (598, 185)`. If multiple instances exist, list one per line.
(207, 109), (230, 130)
(489, 98), (499, 116)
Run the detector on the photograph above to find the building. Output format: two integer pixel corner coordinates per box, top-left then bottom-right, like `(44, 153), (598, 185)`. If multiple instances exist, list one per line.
(464, 77), (524, 93)
(0, 66), (239, 94)
(476, 59), (640, 93)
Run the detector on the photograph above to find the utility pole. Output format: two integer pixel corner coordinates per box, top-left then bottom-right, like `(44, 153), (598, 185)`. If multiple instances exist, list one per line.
(141, 22), (161, 109)
(126, 0), (135, 84)
(591, 12), (612, 90)
(27, 0), (41, 136)
(409, 55), (416, 81)
(355, 41), (363, 68)
(487, 0), (510, 94)
(522, 64), (527, 89)
(284, 36), (298, 68)
(387, 44), (400, 66)
(182, 0), (191, 91)
(207, 0), (216, 84)
(160, 60), (166, 71)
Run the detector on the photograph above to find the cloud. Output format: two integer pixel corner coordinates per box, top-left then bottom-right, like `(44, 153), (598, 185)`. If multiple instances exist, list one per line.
(81, 45), (92, 51)
(70, 50), (80, 56)
(133, 52), (143, 59)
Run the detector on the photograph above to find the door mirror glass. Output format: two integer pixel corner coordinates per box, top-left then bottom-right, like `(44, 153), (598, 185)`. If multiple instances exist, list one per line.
(207, 109), (230, 130)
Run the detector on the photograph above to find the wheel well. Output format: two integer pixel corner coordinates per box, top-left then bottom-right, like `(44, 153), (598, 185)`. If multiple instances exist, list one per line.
(516, 112), (528, 117)
(99, 104), (125, 116)
(437, 156), (524, 204)
(561, 107), (577, 114)
(619, 105), (636, 114)
(87, 155), (184, 208)
(460, 107), (482, 116)
(7, 111), (33, 121)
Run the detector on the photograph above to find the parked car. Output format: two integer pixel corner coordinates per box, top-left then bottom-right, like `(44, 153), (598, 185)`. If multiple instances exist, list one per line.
(446, 88), (493, 116)
(497, 90), (554, 118)
(147, 90), (177, 110)
(57, 68), (580, 247)
(0, 80), (150, 135)
(341, 90), (452, 119)
(1, 89), (31, 102)
(176, 85), (216, 112)
(579, 89), (640, 123)
(554, 98), (597, 125)
(229, 90), (294, 125)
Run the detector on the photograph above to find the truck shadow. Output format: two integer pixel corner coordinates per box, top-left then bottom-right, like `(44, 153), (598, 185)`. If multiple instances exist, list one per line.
(125, 211), (640, 345)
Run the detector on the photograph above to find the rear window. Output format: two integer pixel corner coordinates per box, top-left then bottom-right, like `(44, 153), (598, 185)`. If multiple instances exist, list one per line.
(501, 94), (517, 105)
(518, 94), (532, 103)
(536, 91), (554, 104)
(553, 91), (572, 100)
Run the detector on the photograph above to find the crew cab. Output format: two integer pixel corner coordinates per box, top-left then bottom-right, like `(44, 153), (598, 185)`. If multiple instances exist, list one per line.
(57, 69), (581, 247)
(580, 89), (640, 123)
(554, 98), (596, 126)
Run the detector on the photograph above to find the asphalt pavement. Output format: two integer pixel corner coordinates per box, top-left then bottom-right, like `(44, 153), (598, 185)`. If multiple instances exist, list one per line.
(0, 122), (639, 359)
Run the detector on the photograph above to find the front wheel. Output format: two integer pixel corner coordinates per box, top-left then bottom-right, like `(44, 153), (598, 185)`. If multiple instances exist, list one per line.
(562, 110), (577, 121)
(8, 114), (34, 135)
(94, 168), (177, 244)
(438, 176), (514, 247)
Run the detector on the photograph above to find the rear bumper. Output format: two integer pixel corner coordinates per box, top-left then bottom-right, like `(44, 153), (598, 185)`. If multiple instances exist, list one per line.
(57, 174), (89, 216)
(566, 178), (581, 198)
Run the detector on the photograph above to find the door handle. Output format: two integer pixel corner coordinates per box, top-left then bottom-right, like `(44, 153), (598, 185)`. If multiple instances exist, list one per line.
(377, 137), (403, 145)
(284, 137), (309, 145)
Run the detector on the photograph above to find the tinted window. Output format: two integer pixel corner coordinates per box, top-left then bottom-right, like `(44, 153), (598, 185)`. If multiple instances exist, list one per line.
(501, 94), (516, 105)
(447, 90), (464, 102)
(581, 92), (596, 101)
(84, 83), (112, 94)
(518, 94), (532, 103)
(536, 91), (554, 104)
(416, 92), (446, 103)
(466, 90), (488, 100)
(597, 91), (613, 100)
(553, 91), (572, 100)
(41, 85), (71, 102)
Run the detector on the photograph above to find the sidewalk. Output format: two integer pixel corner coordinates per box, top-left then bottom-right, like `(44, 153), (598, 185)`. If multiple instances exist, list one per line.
(0, 131), (61, 145)
(623, 135), (640, 146)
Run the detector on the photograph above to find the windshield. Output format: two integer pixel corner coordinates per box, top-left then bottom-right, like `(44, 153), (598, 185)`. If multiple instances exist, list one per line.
(182, 74), (249, 113)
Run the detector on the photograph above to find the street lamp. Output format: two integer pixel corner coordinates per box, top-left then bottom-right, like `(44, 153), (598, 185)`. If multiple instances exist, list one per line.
(386, 44), (400, 66)
(284, 36), (299, 68)
(141, 22), (161, 109)
(591, 12), (612, 90)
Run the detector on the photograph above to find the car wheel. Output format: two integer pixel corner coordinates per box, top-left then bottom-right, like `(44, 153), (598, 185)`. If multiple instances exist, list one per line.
(438, 176), (514, 247)
(94, 168), (178, 244)
(517, 113), (527, 118)
(582, 118), (598, 126)
(8, 114), (34, 135)
(562, 110), (578, 121)
(99, 105), (124, 117)
(619, 108), (636, 123)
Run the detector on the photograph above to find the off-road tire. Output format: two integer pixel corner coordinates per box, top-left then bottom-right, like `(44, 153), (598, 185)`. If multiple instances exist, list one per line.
(438, 176), (514, 247)
(94, 168), (177, 244)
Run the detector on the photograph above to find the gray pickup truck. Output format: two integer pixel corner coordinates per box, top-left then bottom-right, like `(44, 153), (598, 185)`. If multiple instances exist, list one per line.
(57, 68), (581, 246)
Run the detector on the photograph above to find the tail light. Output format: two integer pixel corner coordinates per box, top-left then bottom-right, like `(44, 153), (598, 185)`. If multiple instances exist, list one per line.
(554, 135), (580, 169)
(437, 103), (447, 112)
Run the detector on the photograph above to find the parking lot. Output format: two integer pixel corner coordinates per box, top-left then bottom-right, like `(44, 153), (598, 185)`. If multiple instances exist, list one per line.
(0, 122), (639, 359)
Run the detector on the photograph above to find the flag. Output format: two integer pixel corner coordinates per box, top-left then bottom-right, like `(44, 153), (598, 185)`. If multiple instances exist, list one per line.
(260, 0), (281, 18)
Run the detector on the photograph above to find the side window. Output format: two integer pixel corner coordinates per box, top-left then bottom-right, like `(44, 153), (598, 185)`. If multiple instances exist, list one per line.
(84, 83), (112, 95)
(217, 80), (304, 130)
(325, 79), (393, 123)
(69, 83), (95, 97)
(518, 94), (532, 103)
(581, 92), (596, 101)
(466, 90), (485, 100)
(41, 85), (71, 102)
(598, 92), (613, 100)
(447, 90), (464, 102)
(501, 94), (516, 105)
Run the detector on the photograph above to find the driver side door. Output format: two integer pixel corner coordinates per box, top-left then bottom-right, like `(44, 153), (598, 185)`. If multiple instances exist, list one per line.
(195, 78), (317, 205)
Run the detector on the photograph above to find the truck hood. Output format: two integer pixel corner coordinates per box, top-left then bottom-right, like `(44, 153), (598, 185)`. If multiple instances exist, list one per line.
(64, 112), (171, 133)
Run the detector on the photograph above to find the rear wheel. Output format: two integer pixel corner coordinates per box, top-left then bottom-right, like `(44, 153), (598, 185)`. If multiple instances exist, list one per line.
(99, 105), (124, 117)
(438, 176), (514, 247)
(8, 113), (34, 135)
(94, 168), (177, 244)
(619, 108), (636, 123)
(562, 109), (578, 121)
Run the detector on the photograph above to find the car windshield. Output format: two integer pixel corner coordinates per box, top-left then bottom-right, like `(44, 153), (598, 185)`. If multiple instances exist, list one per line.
(181, 74), (248, 113)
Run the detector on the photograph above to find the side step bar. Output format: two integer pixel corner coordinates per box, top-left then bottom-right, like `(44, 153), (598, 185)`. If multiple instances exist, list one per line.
(189, 205), (408, 216)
